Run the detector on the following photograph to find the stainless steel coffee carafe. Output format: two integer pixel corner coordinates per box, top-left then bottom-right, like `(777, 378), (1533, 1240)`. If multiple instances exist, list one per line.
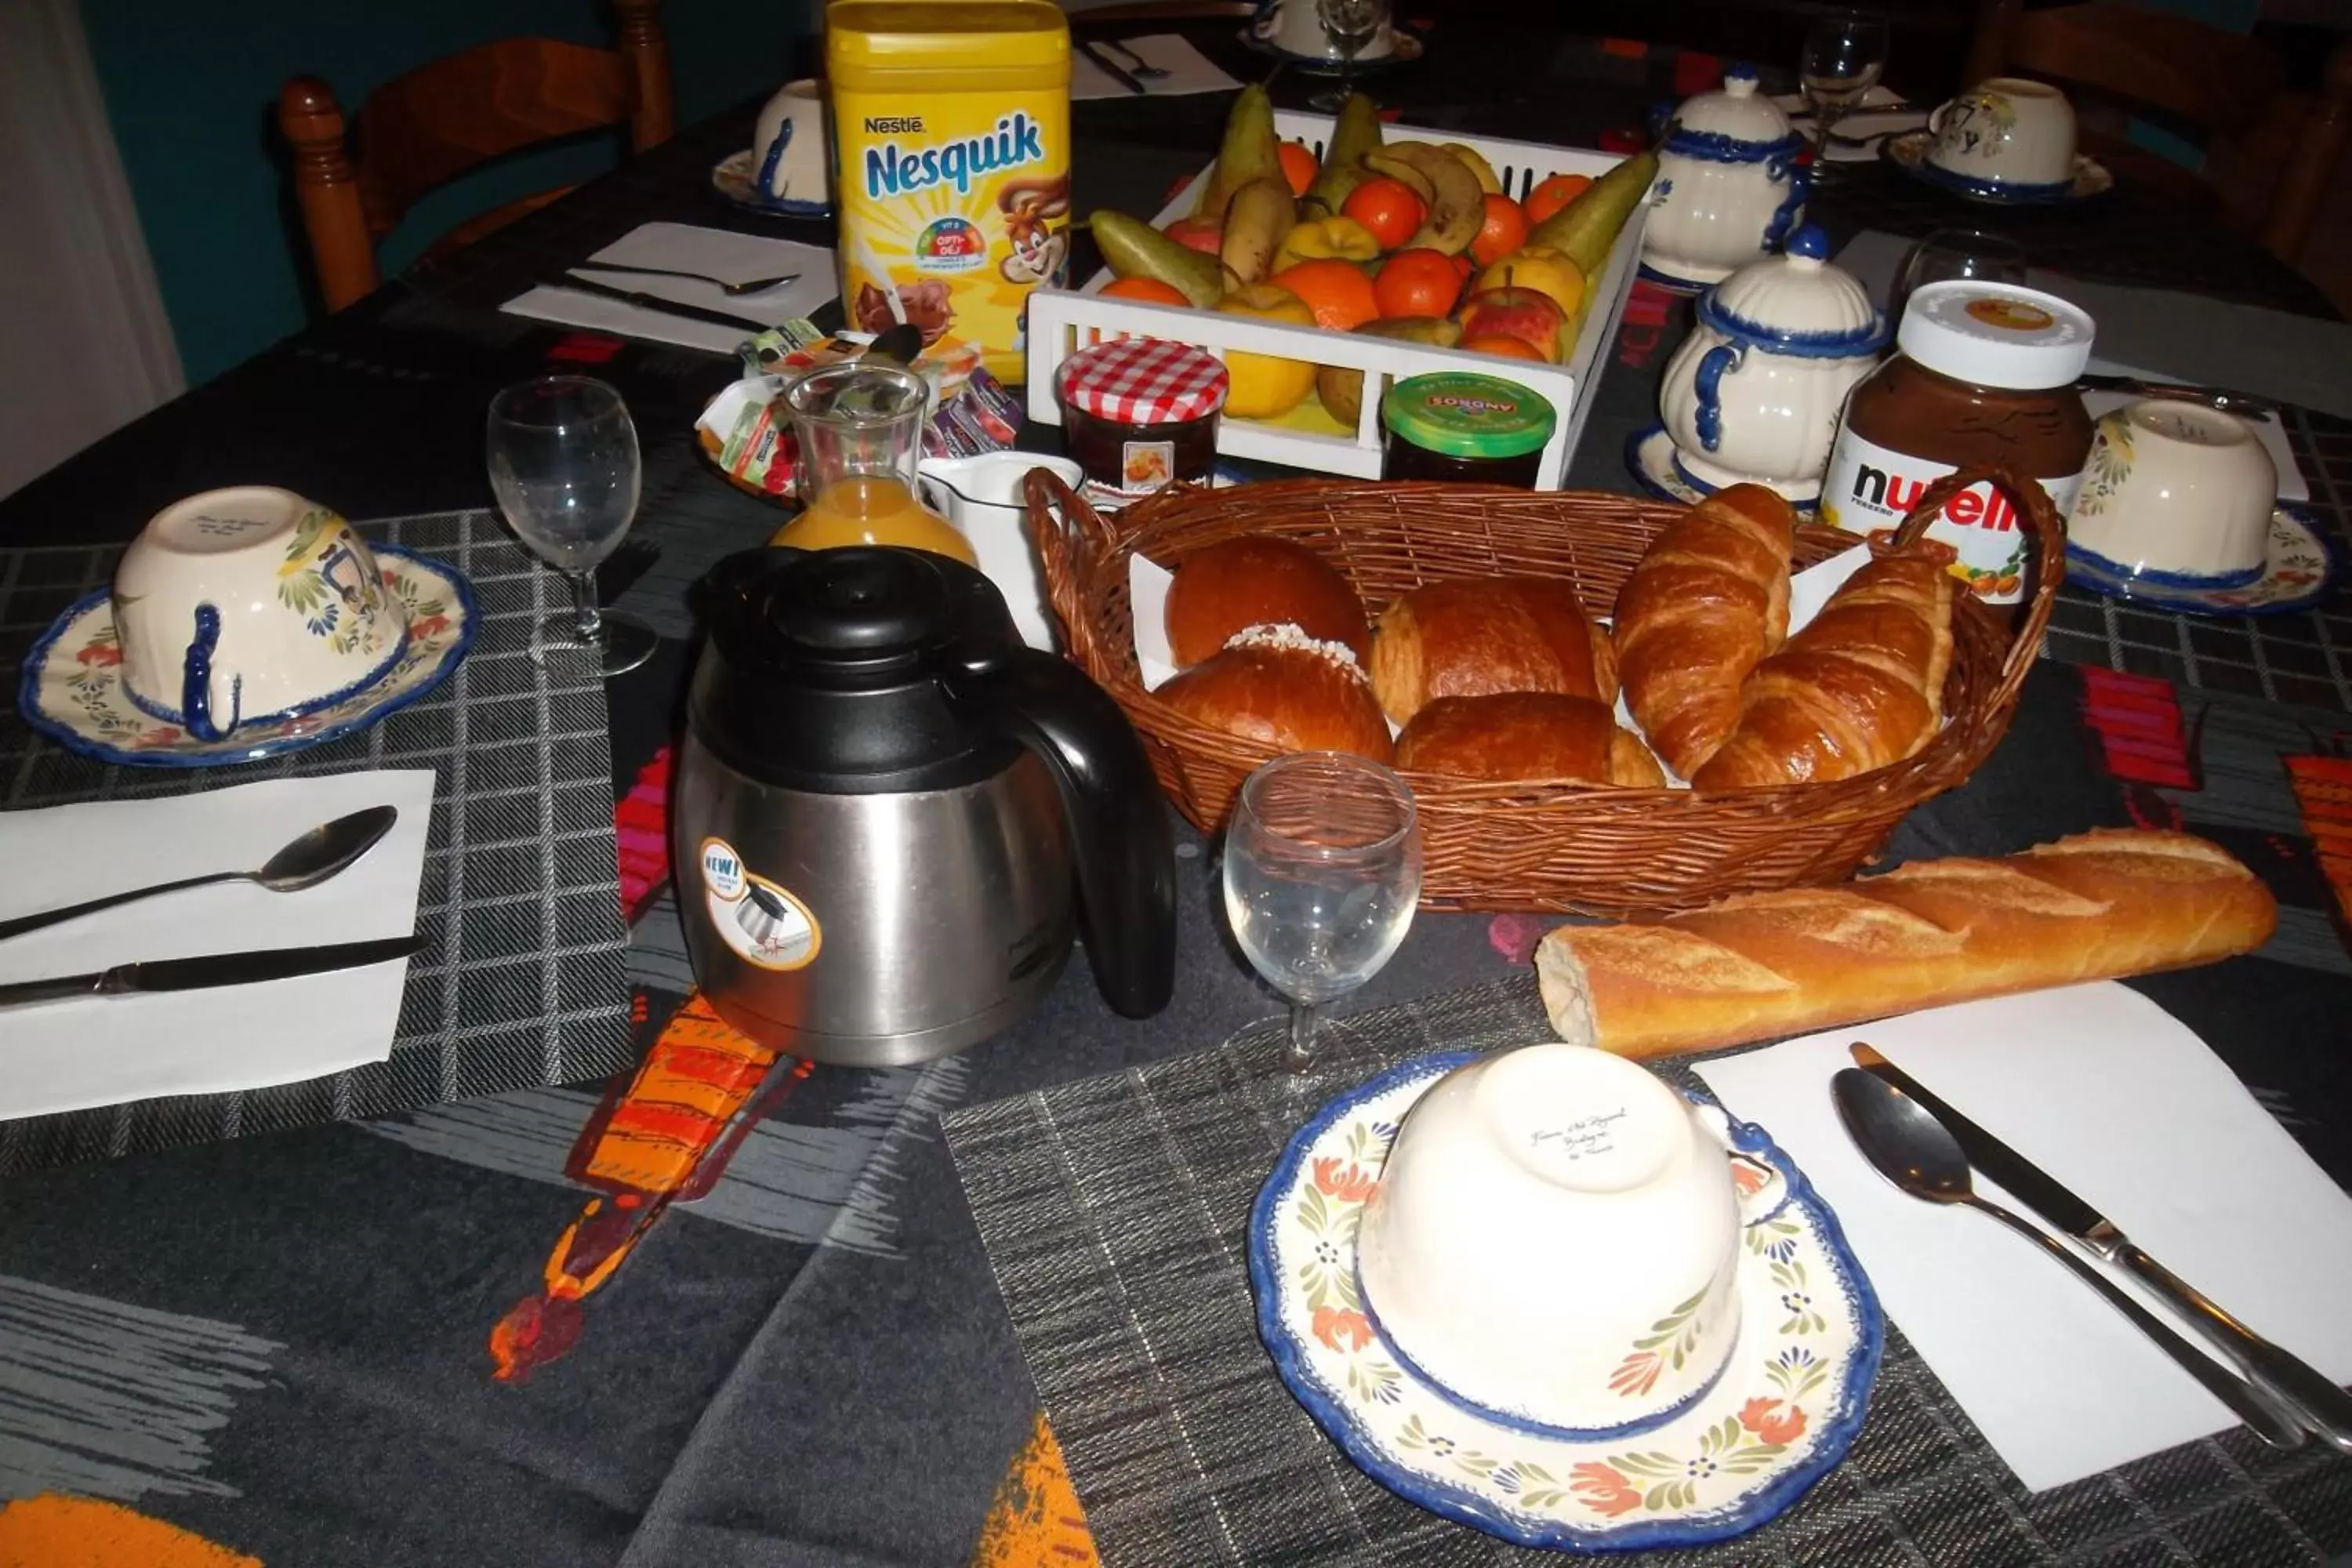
(673, 545), (1174, 1065)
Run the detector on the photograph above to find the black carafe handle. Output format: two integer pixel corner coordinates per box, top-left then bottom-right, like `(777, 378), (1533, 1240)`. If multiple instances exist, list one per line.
(946, 648), (1175, 1019)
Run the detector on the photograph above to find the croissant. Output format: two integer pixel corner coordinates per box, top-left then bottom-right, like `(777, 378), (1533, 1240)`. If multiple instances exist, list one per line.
(1690, 550), (1955, 792)
(1612, 485), (1795, 779)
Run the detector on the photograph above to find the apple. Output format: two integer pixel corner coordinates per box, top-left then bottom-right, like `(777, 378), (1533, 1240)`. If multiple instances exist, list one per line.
(1163, 216), (1223, 256)
(1456, 287), (1568, 364)
(1472, 245), (1586, 321)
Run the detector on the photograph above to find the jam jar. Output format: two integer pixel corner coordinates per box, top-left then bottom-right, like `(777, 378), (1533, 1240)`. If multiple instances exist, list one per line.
(1381, 372), (1557, 488)
(1820, 280), (2096, 604)
(1054, 337), (1229, 499)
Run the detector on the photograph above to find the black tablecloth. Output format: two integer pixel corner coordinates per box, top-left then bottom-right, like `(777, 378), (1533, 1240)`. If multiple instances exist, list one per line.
(2, 22), (2350, 1567)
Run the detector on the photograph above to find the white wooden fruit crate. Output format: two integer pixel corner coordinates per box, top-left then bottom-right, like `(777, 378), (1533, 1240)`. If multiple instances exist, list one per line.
(1023, 111), (1649, 490)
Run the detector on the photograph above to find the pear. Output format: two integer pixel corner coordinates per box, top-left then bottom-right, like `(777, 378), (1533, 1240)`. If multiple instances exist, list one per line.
(1316, 317), (1464, 429)
(1091, 209), (1224, 309)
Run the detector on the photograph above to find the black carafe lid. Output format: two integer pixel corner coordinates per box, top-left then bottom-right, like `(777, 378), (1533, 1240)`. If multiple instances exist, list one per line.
(688, 545), (1023, 793)
(688, 545), (1178, 1020)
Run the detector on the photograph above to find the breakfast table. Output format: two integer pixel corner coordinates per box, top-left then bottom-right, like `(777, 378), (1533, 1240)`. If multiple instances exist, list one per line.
(3, 19), (2352, 1568)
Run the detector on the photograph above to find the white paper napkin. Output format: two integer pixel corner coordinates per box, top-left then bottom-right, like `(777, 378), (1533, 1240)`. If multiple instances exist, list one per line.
(0, 771), (436, 1120)
(1071, 34), (1243, 100)
(502, 223), (837, 355)
(1693, 983), (2352, 1492)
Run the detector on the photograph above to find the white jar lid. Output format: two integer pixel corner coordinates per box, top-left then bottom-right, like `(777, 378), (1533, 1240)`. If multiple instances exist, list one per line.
(1896, 281), (2096, 389)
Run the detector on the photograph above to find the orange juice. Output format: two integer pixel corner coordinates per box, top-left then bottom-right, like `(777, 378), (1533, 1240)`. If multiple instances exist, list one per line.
(770, 475), (978, 566)
(829, 2), (1072, 384)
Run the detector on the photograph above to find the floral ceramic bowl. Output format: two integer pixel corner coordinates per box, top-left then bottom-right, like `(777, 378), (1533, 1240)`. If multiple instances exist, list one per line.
(1250, 1051), (1882, 1551)
(18, 546), (474, 768)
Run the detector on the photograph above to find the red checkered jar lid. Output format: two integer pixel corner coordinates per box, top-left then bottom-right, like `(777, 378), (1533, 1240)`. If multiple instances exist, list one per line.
(1055, 338), (1229, 425)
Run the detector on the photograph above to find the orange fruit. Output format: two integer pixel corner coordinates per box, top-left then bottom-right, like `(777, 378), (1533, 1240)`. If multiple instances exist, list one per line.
(1342, 176), (1428, 251)
(1450, 252), (1475, 285)
(1101, 277), (1192, 307)
(1525, 172), (1595, 227)
(1461, 332), (1546, 361)
(1374, 248), (1464, 319)
(1276, 140), (1319, 197)
(1471, 193), (1530, 268)
(1267, 258), (1381, 332)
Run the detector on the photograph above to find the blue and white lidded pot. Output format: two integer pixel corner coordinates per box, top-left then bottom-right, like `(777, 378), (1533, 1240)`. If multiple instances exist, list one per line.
(1642, 65), (1809, 291)
(1657, 226), (1887, 506)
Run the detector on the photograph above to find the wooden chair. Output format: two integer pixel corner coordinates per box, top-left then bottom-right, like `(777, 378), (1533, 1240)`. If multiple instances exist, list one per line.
(1964, 0), (2352, 263)
(279, 0), (673, 313)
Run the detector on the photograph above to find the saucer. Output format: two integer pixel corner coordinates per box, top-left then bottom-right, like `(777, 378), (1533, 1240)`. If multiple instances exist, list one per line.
(711, 151), (831, 219)
(17, 547), (477, 768)
(1249, 1052), (1882, 1552)
(1881, 130), (2113, 206)
(1635, 260), (1714, 296)
(1625, 424), (1820, 516)
(1236, 26), (1421, 73)
(2064, 503), (2338, 617)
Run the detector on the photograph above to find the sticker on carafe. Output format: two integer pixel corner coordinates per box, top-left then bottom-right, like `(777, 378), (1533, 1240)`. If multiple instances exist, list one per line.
(699, 837), (821, 971)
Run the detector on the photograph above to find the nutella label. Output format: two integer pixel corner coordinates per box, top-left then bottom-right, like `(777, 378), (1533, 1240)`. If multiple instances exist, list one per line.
(1818, 429), (2078, 604)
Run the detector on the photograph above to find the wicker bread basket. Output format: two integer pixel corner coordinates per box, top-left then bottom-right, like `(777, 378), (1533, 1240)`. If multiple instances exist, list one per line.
(1022, 467), (2063, 916)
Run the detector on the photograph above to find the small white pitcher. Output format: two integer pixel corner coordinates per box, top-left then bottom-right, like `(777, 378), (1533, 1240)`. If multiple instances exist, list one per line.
(916, 453), (1083, 651)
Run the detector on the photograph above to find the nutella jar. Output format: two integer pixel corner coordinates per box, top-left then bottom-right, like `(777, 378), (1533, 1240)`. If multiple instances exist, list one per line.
(1820, 281), (2095, 603)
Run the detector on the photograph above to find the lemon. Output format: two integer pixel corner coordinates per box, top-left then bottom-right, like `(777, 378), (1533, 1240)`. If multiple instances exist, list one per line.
(1216, 284), (1319, 419)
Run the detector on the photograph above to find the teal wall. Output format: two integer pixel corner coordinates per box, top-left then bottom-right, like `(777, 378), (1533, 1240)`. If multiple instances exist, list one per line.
(83, 0), (816, 387)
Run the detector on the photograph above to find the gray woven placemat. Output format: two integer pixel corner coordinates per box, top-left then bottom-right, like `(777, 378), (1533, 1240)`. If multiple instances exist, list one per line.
(944, 976), (2352, 1566)
(0, 510), (634, 1173)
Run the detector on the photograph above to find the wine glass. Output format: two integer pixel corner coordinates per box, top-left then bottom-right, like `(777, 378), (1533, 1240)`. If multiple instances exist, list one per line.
(1222, 752), (1422, 1075)
(1800, 13), (1891, 171)
(1890, 227), (2027, 324)
(486, 376), (658, 676)
(1309, 0), (1390, 114)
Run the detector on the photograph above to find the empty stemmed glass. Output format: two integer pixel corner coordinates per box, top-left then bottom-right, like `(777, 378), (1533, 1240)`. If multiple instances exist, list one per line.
(1222, 752), (1422, 1075)
(1309, 0), (1390, 114)
(1800, 12), (1891, 172)
(1890, 227), (2027, 323)
(486, 375), (658, 676)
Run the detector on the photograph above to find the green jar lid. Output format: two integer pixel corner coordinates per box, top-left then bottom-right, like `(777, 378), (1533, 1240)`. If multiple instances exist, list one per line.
(1381, 373), (1557, 461)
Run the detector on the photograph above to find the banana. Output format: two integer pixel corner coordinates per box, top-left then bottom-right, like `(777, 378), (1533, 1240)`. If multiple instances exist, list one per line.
(1091, 209), (1225, 309)
(1359, 150), (1436, 206)
(1440, 143), (1503, 195)
(1218, 177), (1298, 289)
(1301, 92), (1383, 221)
(1384, 143), (1484, 256)
(1195, 83), (1285, 224)
(1316, 317), (1461, 429)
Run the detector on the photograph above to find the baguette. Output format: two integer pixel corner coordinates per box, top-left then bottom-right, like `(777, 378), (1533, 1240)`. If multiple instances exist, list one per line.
(1535, 829), (2276, 1059)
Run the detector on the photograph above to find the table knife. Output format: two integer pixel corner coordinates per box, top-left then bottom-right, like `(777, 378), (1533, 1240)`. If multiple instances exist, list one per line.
(552, 273), (775, 333)
(0, 935), (426, 1010)
(1076, 38), (1149, 96)
(1853, 1044), (2352, 1454)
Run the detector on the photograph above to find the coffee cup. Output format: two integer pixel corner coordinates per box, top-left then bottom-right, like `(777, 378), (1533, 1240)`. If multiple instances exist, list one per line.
(2068, 399), (2278, 590)
(111, 488), (408, 742)
(1255, 0), (1395, 63)
(1927, 77), (2077, 189)
(753, 79), (832, 214)
(1355, 1044), (1754, 1434)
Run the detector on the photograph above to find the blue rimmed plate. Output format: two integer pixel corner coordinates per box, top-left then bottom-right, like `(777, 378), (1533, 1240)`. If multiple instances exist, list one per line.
(711, 150), (831, 219)
(2064, 503), (2338, 617)
(16, 546), (476, 768)
(1247, 1051), (1882, 1552)
(1881, 129), (2112, 206)
(1625, 424), (1823, 517)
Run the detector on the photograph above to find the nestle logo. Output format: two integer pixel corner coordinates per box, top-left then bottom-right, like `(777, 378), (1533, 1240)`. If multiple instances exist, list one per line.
(865, 116), (924, 133)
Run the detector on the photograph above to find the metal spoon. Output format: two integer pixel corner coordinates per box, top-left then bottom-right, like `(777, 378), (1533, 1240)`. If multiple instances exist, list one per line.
(1831, 1067), (2307, 1450)
(572, 263), (800, 297)
(0, 805), (399, 943)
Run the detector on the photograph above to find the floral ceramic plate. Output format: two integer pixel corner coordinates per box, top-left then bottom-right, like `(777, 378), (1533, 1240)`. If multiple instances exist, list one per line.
(2065, 503), (2338, 617)
(16, 546), (475, 768)
(710, 151), (831, 219)
(1248, 1052), (1882, 1552)
(1881, 130), (2113, 206)
(1626, 425), (1820, 517)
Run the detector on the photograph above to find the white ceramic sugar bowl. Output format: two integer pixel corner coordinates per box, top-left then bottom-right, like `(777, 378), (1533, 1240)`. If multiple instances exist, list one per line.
(1657, 226), (1887, 505)
(1643, 64), (1810, 290)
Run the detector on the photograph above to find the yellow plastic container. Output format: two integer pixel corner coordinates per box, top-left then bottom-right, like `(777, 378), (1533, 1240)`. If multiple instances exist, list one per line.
(829, 2), (1072, 385)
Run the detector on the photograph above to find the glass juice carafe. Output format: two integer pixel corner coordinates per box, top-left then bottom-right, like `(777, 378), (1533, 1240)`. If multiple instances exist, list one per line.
(771, 362), (978, 566)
